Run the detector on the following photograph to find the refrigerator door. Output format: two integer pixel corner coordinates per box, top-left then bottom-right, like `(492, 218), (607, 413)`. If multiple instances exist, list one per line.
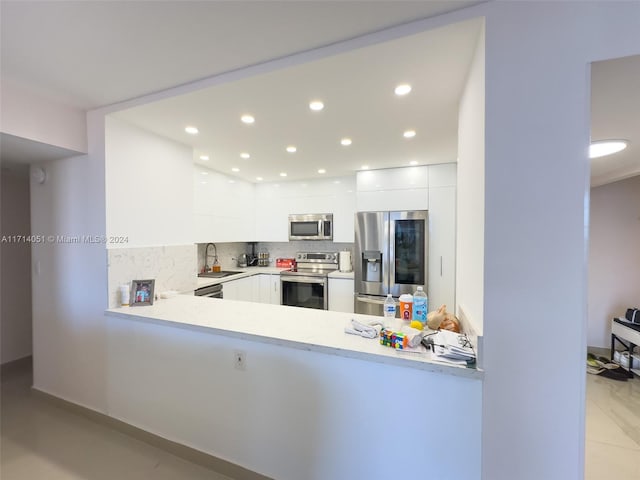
(354, 211), (389, 296)
(354, 294), (388, 316)
(389, 210), (428, 297)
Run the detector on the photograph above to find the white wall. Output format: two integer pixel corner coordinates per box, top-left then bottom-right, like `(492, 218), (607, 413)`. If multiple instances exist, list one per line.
(481, 3), (640, 480)
(588, 175), (640, 348)
(0, 79), (87, 153)
(105, 116), (193, 247)
(107, 315), (481, 480)
(31, 111), (108, 411)
(1, 170), (33, 363)
(456, 24), (484, 335)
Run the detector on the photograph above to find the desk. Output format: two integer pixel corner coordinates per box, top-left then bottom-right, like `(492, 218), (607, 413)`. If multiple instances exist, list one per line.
(611, 318), (640, 376)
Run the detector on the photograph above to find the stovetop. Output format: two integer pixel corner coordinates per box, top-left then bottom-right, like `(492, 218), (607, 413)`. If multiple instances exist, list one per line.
(280, 251), (338, 277)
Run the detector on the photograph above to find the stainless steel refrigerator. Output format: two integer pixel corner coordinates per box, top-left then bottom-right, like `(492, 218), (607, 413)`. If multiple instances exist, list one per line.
(354, 210), (428, 316)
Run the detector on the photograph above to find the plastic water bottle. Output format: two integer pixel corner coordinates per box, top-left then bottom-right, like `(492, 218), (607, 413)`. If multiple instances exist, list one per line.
(383, 294), (396, 318)
(412, 286), (428, 323)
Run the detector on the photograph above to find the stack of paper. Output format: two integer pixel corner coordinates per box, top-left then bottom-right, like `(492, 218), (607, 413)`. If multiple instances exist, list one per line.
(431, 330), (475, 365)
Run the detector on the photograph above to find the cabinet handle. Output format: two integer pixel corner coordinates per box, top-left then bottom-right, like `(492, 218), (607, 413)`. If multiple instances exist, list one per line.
(440, 256), (443, 276)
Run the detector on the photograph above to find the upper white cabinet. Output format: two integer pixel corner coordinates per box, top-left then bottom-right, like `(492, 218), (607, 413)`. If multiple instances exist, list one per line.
(255, 176), (356, 243)
(193, 167), (255, 243)
(356, 166), (429, 211)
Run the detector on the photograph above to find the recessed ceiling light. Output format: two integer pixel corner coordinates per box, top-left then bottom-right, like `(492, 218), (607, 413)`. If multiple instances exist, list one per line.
(409, 160), (418, 166)
(318, 169), (326, 174)
(341, 138), (352, 146)
(309, 101), (324, 111)
(403, 130), (416, 138)
(589, 140), (628, 159)
(240, 152), (250, 159)
(279, 172), (287, 177)
(394, 84), (412, 96)
(201, 171), (208, 175)
(185, 126), (199, 134)
(231, 167), (240, 172)
(199, 155), (209, 161)
(361, 165), (369, 170)
(228, 180), (235, 184)
(286, 145), (297, 153)
(241, 114), (255, 124)
(256, 177), (263, 181)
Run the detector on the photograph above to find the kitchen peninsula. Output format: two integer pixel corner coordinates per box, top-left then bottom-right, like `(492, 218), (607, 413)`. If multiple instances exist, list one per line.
(105, 296), (482, 480)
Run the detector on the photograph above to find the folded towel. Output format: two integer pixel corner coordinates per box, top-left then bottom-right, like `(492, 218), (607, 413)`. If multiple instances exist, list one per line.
(344, 319), (381, 339)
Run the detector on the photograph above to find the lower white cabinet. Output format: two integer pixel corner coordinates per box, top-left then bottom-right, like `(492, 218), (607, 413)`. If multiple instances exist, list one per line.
(258, 274), (281, 305)
(223, 276), (258, 302)
(328, 278), (354, 313)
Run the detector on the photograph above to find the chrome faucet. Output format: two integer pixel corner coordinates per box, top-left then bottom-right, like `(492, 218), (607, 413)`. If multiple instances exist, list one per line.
(204, 243), (218, 272)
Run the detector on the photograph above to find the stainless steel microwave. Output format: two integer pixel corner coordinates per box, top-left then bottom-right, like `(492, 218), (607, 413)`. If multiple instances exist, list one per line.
(288, 213), (333, 241)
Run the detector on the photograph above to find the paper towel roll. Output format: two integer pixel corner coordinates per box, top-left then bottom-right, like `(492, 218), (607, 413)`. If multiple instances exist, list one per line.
(339, 251), (352, 272)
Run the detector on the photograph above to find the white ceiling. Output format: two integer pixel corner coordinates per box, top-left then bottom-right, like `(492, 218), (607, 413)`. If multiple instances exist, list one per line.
(1, 1), (638, 186)
(112, 19), (482, 183)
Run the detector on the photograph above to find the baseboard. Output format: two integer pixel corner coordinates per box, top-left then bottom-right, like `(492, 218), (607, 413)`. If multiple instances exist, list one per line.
(31, 388), (273, 480)
(587, 345), (612, 358)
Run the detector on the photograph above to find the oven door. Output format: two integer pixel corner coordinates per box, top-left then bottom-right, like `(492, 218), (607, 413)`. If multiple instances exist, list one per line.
(280, 275), (327, 310)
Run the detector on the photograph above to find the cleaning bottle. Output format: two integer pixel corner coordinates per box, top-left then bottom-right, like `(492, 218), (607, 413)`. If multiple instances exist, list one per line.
(412, 286), (428, 324)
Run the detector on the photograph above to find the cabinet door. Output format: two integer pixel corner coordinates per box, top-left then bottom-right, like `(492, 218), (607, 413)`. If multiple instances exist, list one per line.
(223, 276), (255, 302)
(270, 274), (281, 305)
(258, 275), (271, 303)
(328, 278), (355, 313)
(427, 185), (456, 312)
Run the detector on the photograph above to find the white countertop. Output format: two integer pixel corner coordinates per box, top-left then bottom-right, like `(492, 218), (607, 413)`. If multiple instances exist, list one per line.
(105, 295), (481, 379)
(195, 266), (287, 289)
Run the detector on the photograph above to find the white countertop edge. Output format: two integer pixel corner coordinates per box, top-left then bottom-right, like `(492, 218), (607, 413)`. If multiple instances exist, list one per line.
(104, 300), (482, 380)
(328, 271), (354, 279)
(196, 267), (288, 289)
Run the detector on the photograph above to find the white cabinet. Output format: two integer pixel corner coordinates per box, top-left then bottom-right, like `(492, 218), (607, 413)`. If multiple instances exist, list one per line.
(258, 274), (281, 305)
(356, 167), (428, 211)
(255, 176), (356, 242)
(328, 278), (354, 313)
(223, 276), (258, 302)
(194, 167), (255, 243)
(428, 185), (456, 312)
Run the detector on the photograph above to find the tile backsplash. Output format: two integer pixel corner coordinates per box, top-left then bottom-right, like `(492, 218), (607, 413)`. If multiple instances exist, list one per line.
(108, 244), (196, 308)
(196, 241), (354, 272)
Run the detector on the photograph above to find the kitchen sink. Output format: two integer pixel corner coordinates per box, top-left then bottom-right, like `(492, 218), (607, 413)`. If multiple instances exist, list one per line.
(198, 271), (242, 279)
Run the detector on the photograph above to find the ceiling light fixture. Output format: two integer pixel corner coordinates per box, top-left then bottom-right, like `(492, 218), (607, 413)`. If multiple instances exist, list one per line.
(361, 165), (369, 170)
(340, 138), (352, 146)
(199, 155), (209, 161)
(286, 146), (297, 153)
(394, 84), (412, 96)
(309, 101), (324, 111)
(318, 169), (326, 174)
(232, 167), (240, 172)
(185, 126), (199, 134)
(409, 160), (418, 166)
(280, 172), (287, 177)
(240, 152), (250, 159)
(403, 130), (416, 138)
(256, 177), (263, 181)
(241, 114), (255, 124)
(589, 139), (628, 159)
(201, 171), (208, 175)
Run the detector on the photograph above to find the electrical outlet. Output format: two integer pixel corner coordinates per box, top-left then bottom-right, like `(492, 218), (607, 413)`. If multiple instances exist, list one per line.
(234, 350), (246, 370)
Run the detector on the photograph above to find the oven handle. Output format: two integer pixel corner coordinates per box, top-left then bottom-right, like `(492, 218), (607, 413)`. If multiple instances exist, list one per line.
(281, 275), (326, 285)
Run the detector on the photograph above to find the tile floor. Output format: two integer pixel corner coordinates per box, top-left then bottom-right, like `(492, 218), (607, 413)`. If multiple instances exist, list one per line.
(585, 371), (640, 480)
(0, 360), (234, 480)
(2, 359), (639, 479)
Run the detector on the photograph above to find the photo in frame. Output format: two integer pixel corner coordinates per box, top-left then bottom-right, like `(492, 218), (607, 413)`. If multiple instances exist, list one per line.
(130, 279), (155, 306)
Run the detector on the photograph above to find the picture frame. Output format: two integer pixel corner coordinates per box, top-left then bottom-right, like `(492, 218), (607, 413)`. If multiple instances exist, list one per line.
(130, 279), (155, 306)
